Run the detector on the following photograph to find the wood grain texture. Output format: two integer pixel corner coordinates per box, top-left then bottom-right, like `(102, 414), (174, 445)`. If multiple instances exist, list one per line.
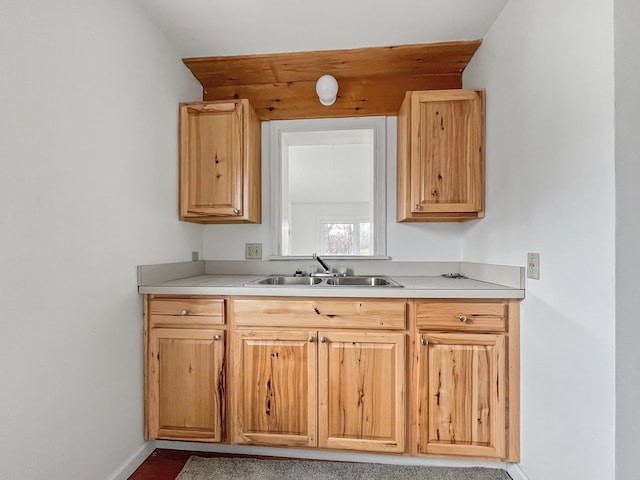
(231, 330), (317, 447)
(183, 41), (481, 120)
(143, 295), (150, 440)
(148, 328), (225, 442)
(318, 331), (405, 453)
(397, 89), (485, 222)
(233, 298), (407, 329)
(415, 300), (506, 332)
(506, 300), (521, 462)
(179, 99), (261, 224)
(201, 75), (462, 120)
(416, 332), (505, 459)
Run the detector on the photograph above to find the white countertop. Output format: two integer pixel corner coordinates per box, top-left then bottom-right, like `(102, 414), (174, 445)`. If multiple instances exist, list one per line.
(138, 274), (525, 299)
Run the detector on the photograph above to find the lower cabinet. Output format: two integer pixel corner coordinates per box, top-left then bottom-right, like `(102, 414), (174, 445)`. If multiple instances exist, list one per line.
(148, 328), (225, 441)
(413, 300), (519, 462)
(231, 328), (406, 453)
(142, 295), (519, 461)
(416, 331), (505, 458)
(145, 295), (226, 442)
(231, 330), (318, 447)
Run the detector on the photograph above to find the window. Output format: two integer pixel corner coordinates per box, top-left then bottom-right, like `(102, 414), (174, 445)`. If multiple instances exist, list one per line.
(321, 220), (371, 256)
(269, 117), (386, 257)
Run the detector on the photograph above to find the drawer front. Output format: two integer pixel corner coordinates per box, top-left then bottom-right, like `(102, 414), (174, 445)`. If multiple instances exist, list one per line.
(234, 298), (406, 329)
(416, 301), (506, 332)
(149, 297), (225, 326)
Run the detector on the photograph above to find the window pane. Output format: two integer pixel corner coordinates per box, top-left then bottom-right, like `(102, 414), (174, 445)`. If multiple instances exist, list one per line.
(322, 223), (355, 255)
(359, 223), (371, 255)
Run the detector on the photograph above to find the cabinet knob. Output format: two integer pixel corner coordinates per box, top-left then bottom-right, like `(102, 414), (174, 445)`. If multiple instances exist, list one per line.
(308, 336), (315, 343)
(458, 315), (468, 323)
(414, 204), (422, 210)
(180, 310), (188, 316)
(214, 334), (221, 341)
(421, 338), (428, 346)
(233, 208), (240, 214)
(319, 336), (327, 343)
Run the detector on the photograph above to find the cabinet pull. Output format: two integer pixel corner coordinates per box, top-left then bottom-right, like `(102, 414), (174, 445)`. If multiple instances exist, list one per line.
(308, 336), (315, 343)
(180, 310), (188, 316)
(233, 208), (240, 214)
(319, 336), (327, 343)
(458, 315), (468, 323)
(414, 204), (422, 210)
(420, 338), (428, 346)
(213, 334), (221, 341)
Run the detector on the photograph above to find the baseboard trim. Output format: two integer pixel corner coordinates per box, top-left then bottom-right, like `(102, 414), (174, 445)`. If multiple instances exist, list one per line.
(506, 463), (529, 480)
(105, 441), (156, 480)
(155, 440), (508, 470)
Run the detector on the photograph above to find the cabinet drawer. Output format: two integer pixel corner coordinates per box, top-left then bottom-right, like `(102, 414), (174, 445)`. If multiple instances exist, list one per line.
(234, 298), (406, 329)
(149, 297), (225, 326)
(416, 301), (505, 332)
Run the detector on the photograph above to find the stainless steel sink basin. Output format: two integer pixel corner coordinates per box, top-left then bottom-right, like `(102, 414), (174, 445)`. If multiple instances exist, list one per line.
(251, 276), (323, 286)
(324, 276), (402, 287)
(244, 275), (402, 287)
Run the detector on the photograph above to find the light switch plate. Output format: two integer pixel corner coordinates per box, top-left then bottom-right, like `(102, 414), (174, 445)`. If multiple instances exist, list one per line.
(527, 253), (540, 280)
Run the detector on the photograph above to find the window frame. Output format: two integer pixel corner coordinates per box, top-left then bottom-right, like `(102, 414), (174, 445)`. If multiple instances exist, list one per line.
(268, 117), (387, 258)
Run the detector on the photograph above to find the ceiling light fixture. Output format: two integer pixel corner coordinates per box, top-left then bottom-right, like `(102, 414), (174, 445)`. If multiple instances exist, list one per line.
(315, 74), (339, 106)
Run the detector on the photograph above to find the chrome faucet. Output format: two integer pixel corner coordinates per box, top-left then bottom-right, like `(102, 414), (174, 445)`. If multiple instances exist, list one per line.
(311, 253), (336, 276)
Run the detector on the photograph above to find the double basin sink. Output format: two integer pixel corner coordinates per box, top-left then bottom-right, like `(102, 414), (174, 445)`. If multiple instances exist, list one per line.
(244, 275), (403, 288)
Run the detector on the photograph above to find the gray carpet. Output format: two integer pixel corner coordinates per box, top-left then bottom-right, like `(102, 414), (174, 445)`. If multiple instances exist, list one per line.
(175, 456), (512, 480)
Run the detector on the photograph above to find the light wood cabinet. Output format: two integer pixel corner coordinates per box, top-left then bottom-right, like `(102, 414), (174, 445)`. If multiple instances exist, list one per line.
(141, 294), (520, 461)
(230, 298), (406, 453)
(179, 99), (261, 223)
(318, 331), (405, 453)
(145, 296), (226, 442)
(231, 329), (318, 447)
(397, 89), (485, 222)
(413, 300), (519, 461)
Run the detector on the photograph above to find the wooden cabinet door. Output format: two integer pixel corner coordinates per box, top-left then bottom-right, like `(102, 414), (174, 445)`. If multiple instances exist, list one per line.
(398, 89), (484, 222)
(416, 332), (506, 459)
(147, 328), (225, 442)
(231, 330), (317, 447)
(179, 100), (260, 223)
(181, 101), (243, 217)
(318, 331), (405, 453)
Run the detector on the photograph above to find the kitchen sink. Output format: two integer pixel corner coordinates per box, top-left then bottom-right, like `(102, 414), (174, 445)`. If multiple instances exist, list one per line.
(251, 276), (323, 286)
(324, 276), (402, 287)
(244, 275), (403, 288)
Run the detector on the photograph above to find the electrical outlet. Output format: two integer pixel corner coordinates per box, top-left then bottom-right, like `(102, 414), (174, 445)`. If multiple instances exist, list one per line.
(527, 253), (540, 280)
(192, 251), (199, 261)
(245, 243), (262, 260)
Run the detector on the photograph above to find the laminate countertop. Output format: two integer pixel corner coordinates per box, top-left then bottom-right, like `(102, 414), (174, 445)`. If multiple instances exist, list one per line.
(138, 274), (525, 299)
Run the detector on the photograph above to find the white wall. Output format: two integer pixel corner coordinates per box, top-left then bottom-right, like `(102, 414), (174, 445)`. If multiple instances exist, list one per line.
(615, 0), (640, 477)
(463, 0), (616, 479)
(0, 1), (202, 479)
(202, 118), (464, 262)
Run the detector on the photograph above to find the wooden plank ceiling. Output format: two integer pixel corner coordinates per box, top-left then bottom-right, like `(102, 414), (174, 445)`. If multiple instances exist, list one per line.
(183, 40), (482, 120)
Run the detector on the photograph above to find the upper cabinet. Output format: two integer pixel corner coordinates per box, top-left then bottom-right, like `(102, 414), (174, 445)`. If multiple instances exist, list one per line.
(179, 99), (261, 223)
(397, 89), (485, 222)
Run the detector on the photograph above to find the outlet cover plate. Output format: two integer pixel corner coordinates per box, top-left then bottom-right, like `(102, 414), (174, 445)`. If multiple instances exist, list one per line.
(245, 243), (262, 260)
(527, 252), (540, 280)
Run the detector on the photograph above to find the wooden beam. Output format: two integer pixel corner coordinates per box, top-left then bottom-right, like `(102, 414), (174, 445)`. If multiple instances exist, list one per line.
(184, 40), (481, 120)
(202, 74), (462, 120)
